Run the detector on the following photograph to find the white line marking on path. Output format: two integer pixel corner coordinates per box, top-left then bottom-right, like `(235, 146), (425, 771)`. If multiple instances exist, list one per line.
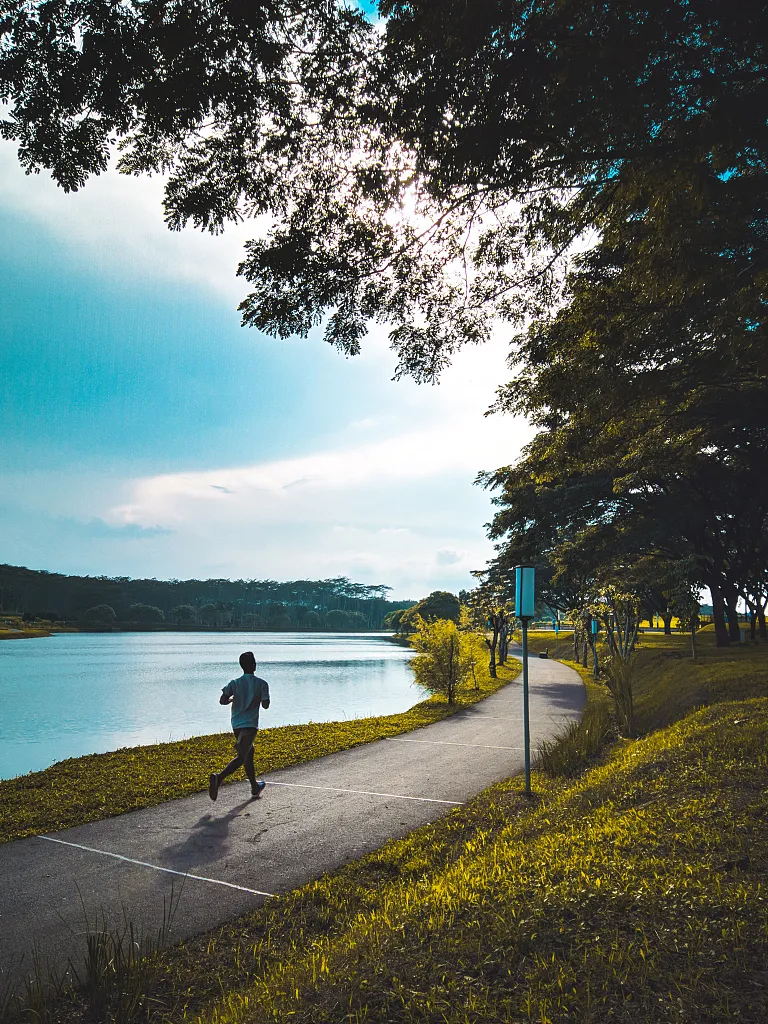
(266, 781), (461, 806)
(388, 738), (525, 752)
(37, 836), (274, 897)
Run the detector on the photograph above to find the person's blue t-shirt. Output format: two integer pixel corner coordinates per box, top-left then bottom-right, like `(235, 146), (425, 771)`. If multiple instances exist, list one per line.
(222, 673), (270, 730)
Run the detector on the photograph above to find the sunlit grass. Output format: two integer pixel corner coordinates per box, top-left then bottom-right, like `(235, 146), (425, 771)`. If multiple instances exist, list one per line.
(9, 633), (768, 1024)
(0, 628), (52, 639)
(194, 699), (767, 1024)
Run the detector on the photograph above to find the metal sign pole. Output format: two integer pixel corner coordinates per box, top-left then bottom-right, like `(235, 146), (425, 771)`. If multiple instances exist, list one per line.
(591, 617), (599, 678)
(515, 565), (535, 797)
(521, 615), (531, 794)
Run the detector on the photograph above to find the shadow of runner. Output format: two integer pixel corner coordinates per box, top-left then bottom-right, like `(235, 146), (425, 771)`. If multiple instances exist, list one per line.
(157, 798), (254, 870)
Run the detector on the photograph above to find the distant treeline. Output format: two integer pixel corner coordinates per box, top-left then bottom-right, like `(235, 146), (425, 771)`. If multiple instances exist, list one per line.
(0, 564), (415, 630)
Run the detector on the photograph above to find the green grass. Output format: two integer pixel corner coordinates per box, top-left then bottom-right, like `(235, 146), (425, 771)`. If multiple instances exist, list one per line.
(179, 698), (767, 1024)
(145, 634), (764, 1024)
(0, 660), (520, 845)
(0, 628), (52, 639)
(10, 633), (768, 1024)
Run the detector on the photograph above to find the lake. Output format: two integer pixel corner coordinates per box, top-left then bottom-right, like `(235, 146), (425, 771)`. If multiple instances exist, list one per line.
(0, 632), (422, 780)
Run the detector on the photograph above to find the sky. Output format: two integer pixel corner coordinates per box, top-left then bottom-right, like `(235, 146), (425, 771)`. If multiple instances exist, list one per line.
(0, 139), (533, 600)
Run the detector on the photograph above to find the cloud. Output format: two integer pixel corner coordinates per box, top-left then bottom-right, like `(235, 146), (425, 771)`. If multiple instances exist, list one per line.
(110, 416), (525, 530)
(436, 549), (462, 566)
(79, 519), (174, 539)
(0, 140), (254, 302)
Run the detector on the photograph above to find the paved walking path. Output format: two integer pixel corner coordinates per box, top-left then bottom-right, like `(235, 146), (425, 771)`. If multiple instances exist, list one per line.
(0, 655), (583, 987)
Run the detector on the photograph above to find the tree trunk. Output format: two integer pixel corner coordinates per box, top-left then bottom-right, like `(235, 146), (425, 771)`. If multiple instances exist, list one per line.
(606, 620), (618, 656)
(573, 630), (579, 660)
(487, 626), (498, 678)
(758, 603), (767, 642)
(709, 583), (730, 647)
(498, 621), (508, 665)
(662, 613), (673, 635)
(725, 590), (741, 643)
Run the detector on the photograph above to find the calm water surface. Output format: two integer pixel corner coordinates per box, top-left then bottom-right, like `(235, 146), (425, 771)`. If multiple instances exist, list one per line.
(0, 632), (421, 780)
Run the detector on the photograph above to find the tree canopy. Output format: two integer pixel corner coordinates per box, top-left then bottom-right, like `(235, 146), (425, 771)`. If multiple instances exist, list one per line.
(0, 563), (403, 628)
(3, 2), (767, 642)
(4, 2), (765, 379)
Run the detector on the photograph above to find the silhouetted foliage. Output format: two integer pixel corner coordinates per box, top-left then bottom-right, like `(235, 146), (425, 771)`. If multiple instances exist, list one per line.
(82, 604), (117, 624)
(0, 564), (406, 630)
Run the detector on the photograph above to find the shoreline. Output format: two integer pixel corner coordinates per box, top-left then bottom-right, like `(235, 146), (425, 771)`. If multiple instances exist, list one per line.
(0, 625), (399, 638)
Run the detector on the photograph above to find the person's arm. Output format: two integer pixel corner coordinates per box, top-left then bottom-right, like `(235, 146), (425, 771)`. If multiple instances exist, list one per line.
(220, 681), (234, 706)
(261, 680), (270, 710)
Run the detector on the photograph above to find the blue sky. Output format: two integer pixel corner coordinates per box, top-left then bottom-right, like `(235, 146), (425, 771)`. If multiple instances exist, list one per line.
(0, 140), (532, 599)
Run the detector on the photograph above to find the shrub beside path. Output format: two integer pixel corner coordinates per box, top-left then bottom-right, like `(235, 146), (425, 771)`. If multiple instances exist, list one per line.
(0, 654), (583, 987)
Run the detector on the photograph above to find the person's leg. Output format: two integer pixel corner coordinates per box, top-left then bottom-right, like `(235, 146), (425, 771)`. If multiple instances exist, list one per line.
(242, 733), (257, 789)
(218, 729), (256, 781)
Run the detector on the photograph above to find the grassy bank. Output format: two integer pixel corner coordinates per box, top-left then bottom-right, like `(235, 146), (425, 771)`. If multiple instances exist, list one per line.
(0, 660), (520, 845)
(0, 627), (52, 639)
(28, 630), (765, 1024)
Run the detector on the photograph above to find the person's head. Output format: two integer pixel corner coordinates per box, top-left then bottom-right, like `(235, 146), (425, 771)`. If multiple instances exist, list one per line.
(239, 651), (256, 674)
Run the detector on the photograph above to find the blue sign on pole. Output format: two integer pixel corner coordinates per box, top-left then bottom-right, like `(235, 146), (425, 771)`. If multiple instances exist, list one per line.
(515, 566), (535, 618)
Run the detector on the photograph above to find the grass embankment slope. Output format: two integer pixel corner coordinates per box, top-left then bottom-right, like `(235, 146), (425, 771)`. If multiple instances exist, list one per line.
(72, 630), (765, 1024)
(0, 660), (519, 844)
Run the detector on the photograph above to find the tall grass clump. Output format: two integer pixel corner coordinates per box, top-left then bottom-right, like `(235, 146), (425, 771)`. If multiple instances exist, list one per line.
(2, 888), (180, 1024)
(537, 701), (613, 777)
(604, 651), (637, 736)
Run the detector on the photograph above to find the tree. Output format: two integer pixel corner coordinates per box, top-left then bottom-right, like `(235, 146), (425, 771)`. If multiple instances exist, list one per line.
(3, 2), (765, 384)
(6, 3), (767, 626)
(346, 610), (367, 630)
(266, 603), (293, 630)
(481, 398), (768, 649)
(409, 617), (478, 705)
(384, 608), (407, 631)
(324, 609), (352, 631)
(464, 582), (514, 678)
(411, 591), (461, 624)
(171, 604), (197, 625)
(82, 604), (116, 624)
(128, 603), (164, 623)
(33, 610), (62, 623)
(198, 603), (218, 626)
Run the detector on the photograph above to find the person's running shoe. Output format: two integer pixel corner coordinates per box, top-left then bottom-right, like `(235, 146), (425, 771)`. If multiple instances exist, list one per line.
(208, 773), (219, 801)
(251, 780), (266, 799)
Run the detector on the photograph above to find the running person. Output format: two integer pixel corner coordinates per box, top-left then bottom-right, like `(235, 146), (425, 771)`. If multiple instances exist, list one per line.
(209, 651), (270, 801)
